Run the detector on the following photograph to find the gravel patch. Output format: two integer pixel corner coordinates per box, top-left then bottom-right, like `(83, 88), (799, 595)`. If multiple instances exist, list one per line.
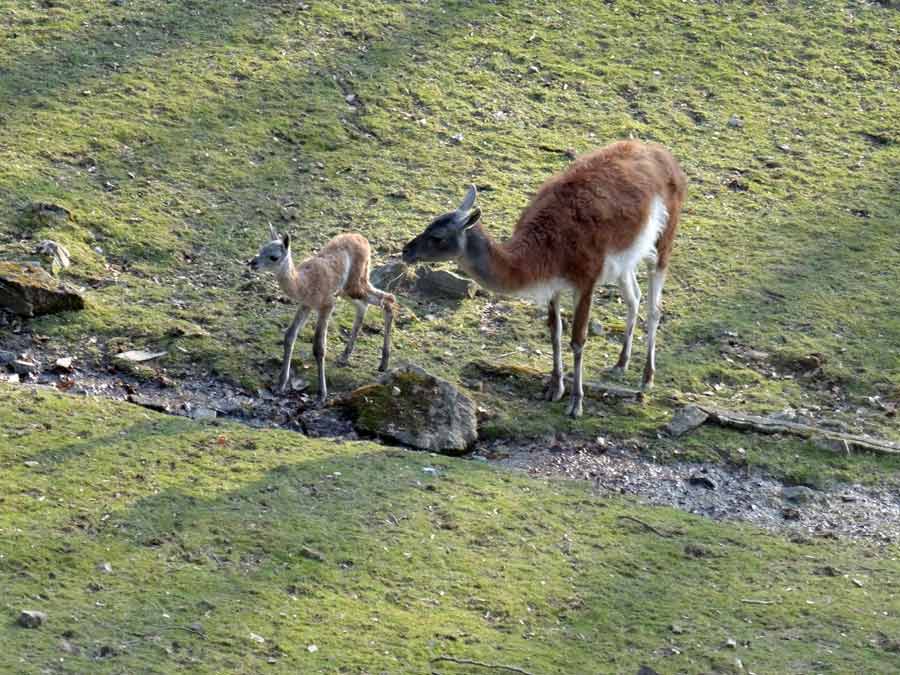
(479, 438), (900, 543)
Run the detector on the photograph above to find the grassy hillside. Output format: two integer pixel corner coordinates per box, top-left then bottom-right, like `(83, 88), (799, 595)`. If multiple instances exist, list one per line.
(2, 385), (899, 674)
(1, 2), (900, 671)
(1, 0), (898, 451)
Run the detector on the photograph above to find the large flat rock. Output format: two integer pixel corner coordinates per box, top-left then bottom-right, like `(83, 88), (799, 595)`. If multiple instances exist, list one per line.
(0, 261), (85, 317)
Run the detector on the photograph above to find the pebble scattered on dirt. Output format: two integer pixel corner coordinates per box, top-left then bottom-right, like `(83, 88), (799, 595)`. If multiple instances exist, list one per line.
(479, 438), (900, 543)
(4, 333), (898, 543)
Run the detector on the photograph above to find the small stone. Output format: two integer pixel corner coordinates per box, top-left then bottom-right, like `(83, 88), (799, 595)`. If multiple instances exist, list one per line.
(97, 561), (113, 573)
(59, 639), (79, 654)
(725, 638), (737, 649)
(11, 359), (39, 375)
(291, 377), (308, 392)
(781, 485), (818, 504)
(115, 349), (167, 363)
(18, 610), (47, 628)
(450, 133), (464, 144)
(728, 114), (744, 128)
(0, 350), (15, 365)
(852, 578), (864, 588)
(54, 357), (74, 372)
(34, 240), (71, 275)
(23, 460), (39, 467)
(345, 93), (357, 104)
(688, 473), (717, 490)
(665, 405), (709, 437)
(249, 632), (266, 644)
(782, 507), (801, 521)
(299, 546), (325, 562)
(564, 147), (578, 160)
(307, 644), (318, 653)
(589, 320), (604, 336)
(190, 407), (217, 421)
(127, 394), (170, 414)
(670, 623), (685, 634)
(391, 386), (401, 396)
(23, 202), (75, 229)
(189, 622), (204, 634)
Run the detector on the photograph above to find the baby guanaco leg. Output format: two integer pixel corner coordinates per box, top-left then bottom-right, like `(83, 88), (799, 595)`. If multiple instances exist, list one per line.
(337, 300), (368, 366)
(313, 304), (335, 403)
(278, 306), (311, 392)
(366, 287), (395, 372)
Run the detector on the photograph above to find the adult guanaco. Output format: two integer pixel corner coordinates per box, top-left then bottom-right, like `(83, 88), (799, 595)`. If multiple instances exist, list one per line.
(402, 140), (686, 418)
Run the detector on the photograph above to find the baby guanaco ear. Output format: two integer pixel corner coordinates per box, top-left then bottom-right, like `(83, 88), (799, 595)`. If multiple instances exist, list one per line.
(282, 233), (291, 250)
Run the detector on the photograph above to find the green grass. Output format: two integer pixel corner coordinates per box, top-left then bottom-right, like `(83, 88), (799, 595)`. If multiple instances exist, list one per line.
(2, 1), (898, 484)
(1, 3), (900, 669)
(2, 384), (900, 674)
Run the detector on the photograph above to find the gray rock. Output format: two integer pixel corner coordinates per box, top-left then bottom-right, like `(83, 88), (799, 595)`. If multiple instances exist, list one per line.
(12, 359), (40, 376)
(127, 394), (170, 414)
(665, 405), (709, 437)
(17, 610), (47, 628)
(0, 350), (16, 365)
(190, 407), (217, 421)
(781, 485), (819, 504)
(0, 261), (85, 317)
(728, 115), (744, 128)
(415, 269), (477, 300)
(344, 364), (477, 454)
(23, 202), (75, 229)
(370, 261), (414, 292)
(34, 240), (71, 275)
(688, 473), (717, 490)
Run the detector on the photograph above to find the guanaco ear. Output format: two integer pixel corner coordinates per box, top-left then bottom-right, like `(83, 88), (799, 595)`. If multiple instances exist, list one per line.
(268, 221), (279, 240)
(458, 184), (478, 214)
(460, 207), (481, 231)
(282, 233), (291, 250)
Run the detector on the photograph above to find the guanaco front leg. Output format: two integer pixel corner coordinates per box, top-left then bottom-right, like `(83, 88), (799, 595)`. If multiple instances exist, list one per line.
(278, 306), (311, 392)
(312, 304), (335, 404)
(567, 286), (594, 419)
(545, 293), (565, 401)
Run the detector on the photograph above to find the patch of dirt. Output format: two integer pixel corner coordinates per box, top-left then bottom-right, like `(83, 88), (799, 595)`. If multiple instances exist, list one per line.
(4, 312), (898, 543)
(479, 438), (900, 544)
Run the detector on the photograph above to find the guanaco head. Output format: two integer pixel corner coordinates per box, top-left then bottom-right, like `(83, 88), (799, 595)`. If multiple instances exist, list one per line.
(402, 185), (481, 264)
(249, 223), (291, 272)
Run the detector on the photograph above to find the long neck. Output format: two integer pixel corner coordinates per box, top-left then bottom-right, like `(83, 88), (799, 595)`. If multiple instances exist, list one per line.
(457, 224), (528, 294)
(275, 254), (301, 298)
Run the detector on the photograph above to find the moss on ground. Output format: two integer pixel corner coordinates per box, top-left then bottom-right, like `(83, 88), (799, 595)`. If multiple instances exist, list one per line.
(2, 1), (897, 486)
(1, 2), (899, 668)
(2, 385), (899, 673)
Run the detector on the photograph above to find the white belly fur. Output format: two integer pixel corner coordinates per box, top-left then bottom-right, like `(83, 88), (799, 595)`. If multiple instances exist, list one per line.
(514, 278), (573, 305)
(513, 195), (668, 303)
(600, 194), (668, 285)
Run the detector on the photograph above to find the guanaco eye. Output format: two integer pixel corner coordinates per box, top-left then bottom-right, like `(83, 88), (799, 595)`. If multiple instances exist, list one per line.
(269, 254), (280, 261)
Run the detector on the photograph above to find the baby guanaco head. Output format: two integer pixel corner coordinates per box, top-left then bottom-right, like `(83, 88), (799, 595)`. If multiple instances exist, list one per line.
(249, 224), (291, 272)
